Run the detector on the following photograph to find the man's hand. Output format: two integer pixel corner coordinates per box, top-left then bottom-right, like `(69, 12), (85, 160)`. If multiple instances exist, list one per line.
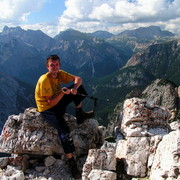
(61, 87), (71, 94)
(70, 88), (77, 95)
(62, 87), (77, 95)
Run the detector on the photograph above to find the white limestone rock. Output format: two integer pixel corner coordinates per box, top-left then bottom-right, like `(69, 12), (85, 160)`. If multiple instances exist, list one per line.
(0, 108), (63, 155)
(0, 108), (104, 156)
(115, 137), (150, 177)
(1, 165), (25, 180)
(121, 98), (171, 137)
(87, 169), (116, 180)
(82, 142), (116, 179)
(149, 130), (180, 180)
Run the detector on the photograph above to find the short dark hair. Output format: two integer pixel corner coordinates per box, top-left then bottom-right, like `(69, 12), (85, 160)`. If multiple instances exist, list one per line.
(46, 55), (60, 66)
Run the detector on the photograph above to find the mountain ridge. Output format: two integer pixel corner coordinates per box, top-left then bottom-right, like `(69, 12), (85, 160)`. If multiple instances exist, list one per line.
(0, 26), (131, 83)
(118, 25), (175, 39)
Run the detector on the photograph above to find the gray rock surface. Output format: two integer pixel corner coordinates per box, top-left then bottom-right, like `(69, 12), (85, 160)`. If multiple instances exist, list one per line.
(142, 79), (177, 110)
(0, 108), (103, 156)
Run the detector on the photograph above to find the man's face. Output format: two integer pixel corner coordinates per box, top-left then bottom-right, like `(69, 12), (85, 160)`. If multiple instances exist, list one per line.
(46, 59), (60, 75)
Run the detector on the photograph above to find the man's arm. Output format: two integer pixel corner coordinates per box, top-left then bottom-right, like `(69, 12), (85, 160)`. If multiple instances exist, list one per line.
(46, 75), (82, 106)
(45, 90), (66, 106)
(71, 75), (82, 95)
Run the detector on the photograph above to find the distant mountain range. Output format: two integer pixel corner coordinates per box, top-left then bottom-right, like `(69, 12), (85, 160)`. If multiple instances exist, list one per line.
(0, 26), (131, 84)
(0, 25), (175, 84)
(0, 25), (179, 129)
(118, 26), (174, 40)
(88, 26), (174, 40)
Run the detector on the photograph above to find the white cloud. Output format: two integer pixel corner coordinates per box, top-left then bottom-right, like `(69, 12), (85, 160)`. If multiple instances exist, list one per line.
(0, 0), (47, 23)
(57, 0), (180, 35)
(21, 23), (59, 37)
(1, 0), (180, 37)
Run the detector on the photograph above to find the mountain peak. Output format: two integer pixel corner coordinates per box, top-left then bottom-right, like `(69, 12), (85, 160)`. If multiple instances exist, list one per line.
(2, 26), (24, 34)
(88, 30), (114, 39)
(54, 28), (90, 40)
(119, 26), (174, 40)
(1, 25), (54, 50)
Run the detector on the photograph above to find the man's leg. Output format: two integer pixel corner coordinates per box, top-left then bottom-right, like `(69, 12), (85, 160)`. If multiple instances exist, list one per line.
(54, 85), (94, 124)
(40, 110), (75, 153)
(65, 85), (95, 124)
(40, 110), (81, 178)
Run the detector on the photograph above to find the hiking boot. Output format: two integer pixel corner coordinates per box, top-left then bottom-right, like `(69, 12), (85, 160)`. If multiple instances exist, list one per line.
(68, 157), (81, 179)
(76, 108), (94, 124)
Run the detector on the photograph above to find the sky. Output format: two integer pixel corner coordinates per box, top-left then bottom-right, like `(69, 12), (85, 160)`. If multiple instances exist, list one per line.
(0, 0), (180, 37)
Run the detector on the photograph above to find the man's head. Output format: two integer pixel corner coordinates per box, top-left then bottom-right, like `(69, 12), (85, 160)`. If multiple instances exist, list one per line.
(46, 55), (61, 77)
(46, 55), (60, 66)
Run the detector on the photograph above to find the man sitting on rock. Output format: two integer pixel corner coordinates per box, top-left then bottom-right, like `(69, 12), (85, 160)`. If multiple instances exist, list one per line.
(35, 55), (94, 178)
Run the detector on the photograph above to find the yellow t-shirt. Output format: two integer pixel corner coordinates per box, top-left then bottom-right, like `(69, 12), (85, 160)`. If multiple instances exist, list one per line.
(35, 70), (73, 112)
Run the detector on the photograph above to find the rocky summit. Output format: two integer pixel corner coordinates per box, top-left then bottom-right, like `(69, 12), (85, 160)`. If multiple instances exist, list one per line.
(0, 108), (103, 156)
(0, 97), (179, 180)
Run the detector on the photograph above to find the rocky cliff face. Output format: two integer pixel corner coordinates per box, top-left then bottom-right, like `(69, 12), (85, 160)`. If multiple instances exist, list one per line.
(125, 39), (180, 85)
(141, 79), (178, 110)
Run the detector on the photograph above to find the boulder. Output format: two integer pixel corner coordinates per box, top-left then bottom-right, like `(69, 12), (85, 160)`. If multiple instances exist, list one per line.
(1, 166), (25, 180)
(149, 130), (180, 180)
(116, 137), (150, 177)
(114, 97), (179, 178)
(82, 142), (116, 180)
(0, 107), (104, 156)
(121, 97), (171, 137)
(87, 169), (116, 180)
(0, 155), (28, 172)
